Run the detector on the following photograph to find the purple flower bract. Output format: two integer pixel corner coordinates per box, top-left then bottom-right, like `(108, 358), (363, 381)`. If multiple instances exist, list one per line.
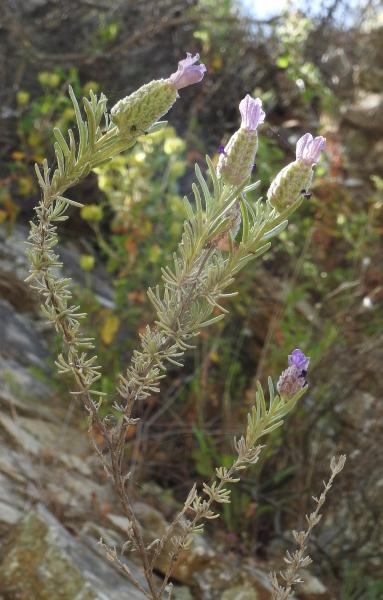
(296, 133), (326, 165)
(169, 53), (207, 90)
(239, 94), (265, 131)
(288, 348), (310, 372)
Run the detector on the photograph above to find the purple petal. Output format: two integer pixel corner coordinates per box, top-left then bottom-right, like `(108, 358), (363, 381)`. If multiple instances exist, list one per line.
(296, 133), (326, 165)
(169, 53), (207, 90)
(288, 348), (310, 371)
(296, 133), (313, 160)
(239, 94), (265, 131)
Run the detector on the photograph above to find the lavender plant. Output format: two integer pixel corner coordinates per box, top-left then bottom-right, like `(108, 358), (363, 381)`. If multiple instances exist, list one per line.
(270, 455), (346, 600)
(27, 52), (328, 599)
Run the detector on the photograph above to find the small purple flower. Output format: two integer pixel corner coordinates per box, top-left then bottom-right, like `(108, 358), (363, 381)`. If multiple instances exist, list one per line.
(239, 94), (265, 131)
(218, 144), (227, 155)
(277, 348), (310, 398)
(296, 133), (326, 165)
(288, 348), (310, 372)
(169, 53), (207, 90)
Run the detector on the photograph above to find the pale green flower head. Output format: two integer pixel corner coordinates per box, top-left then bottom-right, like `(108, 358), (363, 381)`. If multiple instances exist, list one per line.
(217, 94), (265, 186)
(267, 133), (326, 212)
(111, 53), (206, 134)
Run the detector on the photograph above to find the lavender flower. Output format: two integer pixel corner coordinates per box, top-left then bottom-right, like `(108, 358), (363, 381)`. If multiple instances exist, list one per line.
(296, 133), (326, 165)
(267, 132), (326, 212)
(217, 94), (265, 186)
(111, 53), (206, 133)
(288, 348), (310, 372)
(277, 348), (309, 398)
(239, 94), (265, 131)
(277, 366), (305, 398)
(169, 53), (207, 90)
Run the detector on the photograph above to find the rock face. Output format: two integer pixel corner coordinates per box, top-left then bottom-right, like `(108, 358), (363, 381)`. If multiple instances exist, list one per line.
(344, 92), (383, 132)
(0, 505), (146, 600)
(297, 570), (331, 599)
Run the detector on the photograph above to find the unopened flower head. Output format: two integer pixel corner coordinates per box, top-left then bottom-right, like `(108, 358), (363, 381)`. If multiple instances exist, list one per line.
(217, 94), (265, 186)
(267, 132), (326, 213)
(169, 53), (207, 90)
(277, 348), (309, 398)
(111, 53), (206, 134)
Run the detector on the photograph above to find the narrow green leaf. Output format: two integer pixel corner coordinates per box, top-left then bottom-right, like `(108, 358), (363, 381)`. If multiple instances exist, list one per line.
(262, 219), (288, 240)
(83, 97), (96, 147)
(53, 127), (70, 158)
(199, 314), (225, 328)
(206, 155), (220, 206)
(195, 164), (211, 212)
(69, 85), (88, 159)
(54, 142), (65, 177)
(243, 180), (261, 194)
(147, 120), (168, 134)
(239, 195), (249, 243)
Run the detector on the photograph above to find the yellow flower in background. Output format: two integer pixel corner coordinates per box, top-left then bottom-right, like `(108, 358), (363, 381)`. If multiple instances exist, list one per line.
(11, 151), (25, 161)
(210, 350), (219, 363)
(82, 81), (100, 96)
(140, 220), (153, 237)
(101, 314), (120, 345)
(164, 136), (186, 155)
(80, 204), (103, 222)
(211, 55), (223, 71)
(79, 254), (95, 271)
(169, 160), (186, 178)
(148, 244), (161, 263)
(132, 151), (146, 164)
(27, 130), (43, 148)
(16, 91), (30, 107)
(169, 221), (182, 238)
(38, 71), (60, 87)
(62, 107), (75, 122)
(18, 176), (35, 196)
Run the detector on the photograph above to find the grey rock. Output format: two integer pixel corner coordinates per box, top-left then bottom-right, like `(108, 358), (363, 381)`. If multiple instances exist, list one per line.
(0, 499), (22, 526)
(344, 93), (383, 132)
(0, 505), (146, 599)
(172, 586), (195, 600)
(0, 299), (48, 370)
(221, 585), (260, 600)
(0, 360), (55, 421)
(297, 569), (332, 599)
(0, 413), (42, 456)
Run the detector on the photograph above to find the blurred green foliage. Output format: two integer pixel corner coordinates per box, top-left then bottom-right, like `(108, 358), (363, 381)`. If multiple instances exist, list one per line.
(91, 126), (188, 338)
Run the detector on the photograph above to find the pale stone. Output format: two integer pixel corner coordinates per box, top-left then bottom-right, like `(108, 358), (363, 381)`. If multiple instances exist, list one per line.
(0, 505), (146, 599)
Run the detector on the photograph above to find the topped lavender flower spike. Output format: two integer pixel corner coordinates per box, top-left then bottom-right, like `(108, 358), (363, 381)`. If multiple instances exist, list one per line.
(111, 53), (206, 133)
(277, 348), (310, 398)
(288, 348), (310, 372)
(217, 94), (265, 186)
(169, 53), (207, 90)
(239, 94), (265, 131)
(296, 133), (326, 165)
(267, 132), (326, 212)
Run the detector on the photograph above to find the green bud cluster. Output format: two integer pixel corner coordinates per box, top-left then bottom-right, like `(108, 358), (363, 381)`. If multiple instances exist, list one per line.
(217, 128), (258, 186)
(110, 79), (178, 133)
(267, 160), (313, 212)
